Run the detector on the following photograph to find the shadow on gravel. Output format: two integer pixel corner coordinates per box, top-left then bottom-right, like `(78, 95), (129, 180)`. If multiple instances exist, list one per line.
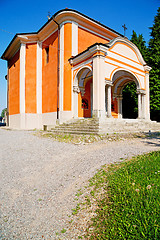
(139, 132), (160, 148)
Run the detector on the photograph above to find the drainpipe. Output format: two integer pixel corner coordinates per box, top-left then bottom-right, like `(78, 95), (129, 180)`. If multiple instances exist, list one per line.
(52, 18), (60, 120)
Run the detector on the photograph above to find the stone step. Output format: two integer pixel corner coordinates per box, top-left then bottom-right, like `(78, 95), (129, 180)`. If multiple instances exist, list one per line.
(52, 127), (99, 132)
(60, 122), (99, 127)
(54, 126), (99, 130)
(47, 118), (160, 135)
(51, 129), (99, 135)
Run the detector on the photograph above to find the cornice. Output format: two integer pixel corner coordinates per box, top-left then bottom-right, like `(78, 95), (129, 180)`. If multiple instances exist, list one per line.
(69, 43), (108, 66)
(2, 9), (121, 60)
(54, 9), (122, 38)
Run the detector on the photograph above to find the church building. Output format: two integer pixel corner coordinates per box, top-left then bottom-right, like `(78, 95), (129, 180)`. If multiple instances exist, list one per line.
(1, 9), (151, 129)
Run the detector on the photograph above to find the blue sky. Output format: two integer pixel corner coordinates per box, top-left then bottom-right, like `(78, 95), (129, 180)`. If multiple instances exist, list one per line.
(0, 0), (159, 114)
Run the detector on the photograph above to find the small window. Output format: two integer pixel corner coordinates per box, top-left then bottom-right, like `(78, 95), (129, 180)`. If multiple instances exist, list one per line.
(45, 47), (49, 64)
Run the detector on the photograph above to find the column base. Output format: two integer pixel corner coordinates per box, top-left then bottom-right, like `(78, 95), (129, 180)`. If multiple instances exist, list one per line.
(107, 112), (113, 118)
(118, 113), (122, 119)
(92, 110), (106, 119)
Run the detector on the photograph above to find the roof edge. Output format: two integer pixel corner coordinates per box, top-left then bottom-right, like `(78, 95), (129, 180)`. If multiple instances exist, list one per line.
(1, 8), (123, 60)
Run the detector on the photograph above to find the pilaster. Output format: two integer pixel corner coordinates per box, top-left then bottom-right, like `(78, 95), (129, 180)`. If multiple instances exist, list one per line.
(19, 42), (26, 128)
(72, 21), (78, 56)
(144, 65), (152, 120)
(36, 41), (42, 128)
(59, 23), (64, 114)
(36, 41), (42, 114)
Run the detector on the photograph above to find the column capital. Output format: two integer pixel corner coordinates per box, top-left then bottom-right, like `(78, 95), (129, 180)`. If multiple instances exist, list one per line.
(92, 51), (106, 59)
(116, 94), (123, 100)
(37, 40), (42, 45)
(143, 65), (152, 74)
(137, 89), (146, 95)
(105, 79), (113, 86)
(73, 85), (80, 93)
(20, 41), (26, 45)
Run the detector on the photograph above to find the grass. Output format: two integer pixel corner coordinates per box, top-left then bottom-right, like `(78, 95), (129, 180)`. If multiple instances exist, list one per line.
(84, 151), (160, 239)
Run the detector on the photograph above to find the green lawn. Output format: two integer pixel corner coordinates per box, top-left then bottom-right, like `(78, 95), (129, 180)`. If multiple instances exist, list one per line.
(85, 151), (160, 239)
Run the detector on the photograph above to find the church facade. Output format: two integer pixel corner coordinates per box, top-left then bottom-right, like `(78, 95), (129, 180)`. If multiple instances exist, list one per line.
(2, 9), (151, 129)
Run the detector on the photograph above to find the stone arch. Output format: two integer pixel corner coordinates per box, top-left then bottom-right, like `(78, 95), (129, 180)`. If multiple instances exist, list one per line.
(110, 69), (142, 119)
(73, 66), (93, 118)
(111, 68), (141, 94)
(73, 66), (92, 88)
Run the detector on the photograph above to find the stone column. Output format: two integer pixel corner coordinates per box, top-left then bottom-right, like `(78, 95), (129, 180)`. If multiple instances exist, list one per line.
(107, 85), (112, 118)
(105, 80), (113, 118)
(117, 95), (123, 119)
(92, 53), (105, 118)
(142, 94), (146, 119)
(137, 93), (142, 119)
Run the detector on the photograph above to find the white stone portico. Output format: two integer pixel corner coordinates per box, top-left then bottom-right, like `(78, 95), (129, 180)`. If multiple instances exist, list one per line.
(69, 37), (151, 122)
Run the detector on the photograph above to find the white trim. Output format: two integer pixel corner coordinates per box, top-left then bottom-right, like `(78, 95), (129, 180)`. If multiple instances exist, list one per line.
(145, 72), (150, 120)
(60, 20), (72, 26)
(36, 41), (42, 114)
(72, 21), (78, 56)
(72, 59), (92, 71)
(55, 11), (120, 39)
(79, 25), (110, 42)
(59, 24), (64, 113)
(105, 59), (145, 77)
(22, 41), (38, 44)
(20, 42), (26, 114)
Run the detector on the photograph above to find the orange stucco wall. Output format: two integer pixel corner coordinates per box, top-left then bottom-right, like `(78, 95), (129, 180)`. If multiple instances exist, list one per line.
(25, 43), (37, 113)
(78, 79), (92, 118)
(42, 31), (58, 113)
(78, 93), (83, 117)
(63, 23), (72, 111)
(8, 51), (20, 115)
(78, 27), (109, 53)
(112, 97), (118, 118)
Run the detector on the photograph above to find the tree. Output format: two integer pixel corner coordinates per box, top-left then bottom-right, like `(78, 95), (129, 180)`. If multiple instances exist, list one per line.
(130, 30), (148, 62)
(122, 31), (148, 119)
(1, 108), (7, 118)
(148, 7), (160, 121)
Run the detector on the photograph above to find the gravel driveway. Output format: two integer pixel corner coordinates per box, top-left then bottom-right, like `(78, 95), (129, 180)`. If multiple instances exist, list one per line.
(0, 129), (159, 239)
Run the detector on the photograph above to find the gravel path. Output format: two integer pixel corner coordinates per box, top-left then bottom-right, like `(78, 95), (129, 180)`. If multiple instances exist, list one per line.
(0, 129), (159, 239)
